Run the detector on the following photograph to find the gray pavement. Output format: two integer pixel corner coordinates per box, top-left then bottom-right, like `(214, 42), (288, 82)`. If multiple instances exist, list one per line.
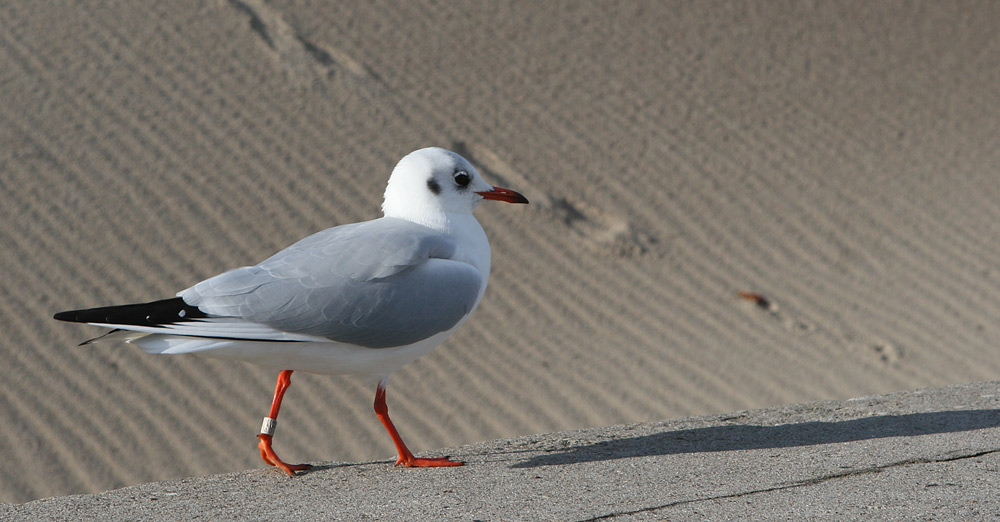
(4, 381), (999, 521)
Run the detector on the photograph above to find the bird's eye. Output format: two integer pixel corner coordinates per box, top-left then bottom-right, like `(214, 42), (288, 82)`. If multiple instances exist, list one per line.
(453, 170), (470, 187)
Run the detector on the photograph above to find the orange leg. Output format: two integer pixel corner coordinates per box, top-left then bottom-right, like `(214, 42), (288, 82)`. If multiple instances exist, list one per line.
(257, 370), (313, 475)
(374, 381), (463, 467)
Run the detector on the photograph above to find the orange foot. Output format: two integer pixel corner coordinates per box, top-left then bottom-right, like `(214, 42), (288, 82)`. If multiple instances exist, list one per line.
(258, 434), (313, 475)
(396, 453), (464, 467)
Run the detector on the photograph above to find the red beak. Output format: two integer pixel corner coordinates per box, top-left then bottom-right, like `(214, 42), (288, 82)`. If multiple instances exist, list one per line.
(476, 186), (529, 204)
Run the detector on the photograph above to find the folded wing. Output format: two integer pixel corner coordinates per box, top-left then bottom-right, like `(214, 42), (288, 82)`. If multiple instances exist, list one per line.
(180, 217), (484, 348)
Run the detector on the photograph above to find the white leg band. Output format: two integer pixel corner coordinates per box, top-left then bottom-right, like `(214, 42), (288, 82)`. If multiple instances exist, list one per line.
(261, 417), (277, 436)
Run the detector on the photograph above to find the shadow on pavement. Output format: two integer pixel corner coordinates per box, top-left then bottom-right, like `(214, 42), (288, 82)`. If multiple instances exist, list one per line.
(511, 409), (1000, 468)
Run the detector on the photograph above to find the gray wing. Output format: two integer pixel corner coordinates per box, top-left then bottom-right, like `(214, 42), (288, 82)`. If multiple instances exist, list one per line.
(180, 217), (484, 348)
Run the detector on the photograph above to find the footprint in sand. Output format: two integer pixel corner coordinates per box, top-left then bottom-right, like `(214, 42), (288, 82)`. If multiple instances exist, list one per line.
(736, 292), (815, 334)
(453, 142), (652, 256)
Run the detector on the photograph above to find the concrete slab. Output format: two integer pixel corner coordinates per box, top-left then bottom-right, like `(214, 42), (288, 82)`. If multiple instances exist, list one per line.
(4, 381), (999, 521)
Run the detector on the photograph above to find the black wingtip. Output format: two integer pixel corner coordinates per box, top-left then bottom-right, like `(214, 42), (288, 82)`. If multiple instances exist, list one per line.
(53, 297), (208, 327)
(53, 310), (78, 322)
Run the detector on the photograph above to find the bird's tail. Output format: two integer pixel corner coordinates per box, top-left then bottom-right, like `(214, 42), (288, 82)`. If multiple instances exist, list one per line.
(77, 329), (150, 346)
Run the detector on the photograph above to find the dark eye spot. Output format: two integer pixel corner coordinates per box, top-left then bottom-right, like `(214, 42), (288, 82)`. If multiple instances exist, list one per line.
(453, 170), (470, 187)
(426, 178), (441, 195)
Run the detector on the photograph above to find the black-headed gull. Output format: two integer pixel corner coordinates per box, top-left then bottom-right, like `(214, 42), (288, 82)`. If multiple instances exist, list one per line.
(55, 147), (528, 473)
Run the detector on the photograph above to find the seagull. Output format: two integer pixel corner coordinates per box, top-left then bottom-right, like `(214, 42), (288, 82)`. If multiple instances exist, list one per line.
(54, 147), (528, 473)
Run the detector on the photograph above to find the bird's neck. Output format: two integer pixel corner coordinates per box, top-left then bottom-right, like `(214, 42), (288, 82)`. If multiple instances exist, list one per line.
(384, 206), (465, 233)
(383, 210), (490, 275)
(401, 212), (491, 273)
(403, 210), (449, 231)
(448, 213), (492, 284)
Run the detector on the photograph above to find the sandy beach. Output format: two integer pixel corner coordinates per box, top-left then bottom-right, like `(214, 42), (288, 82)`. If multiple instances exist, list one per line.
(2, 0), (999, 502)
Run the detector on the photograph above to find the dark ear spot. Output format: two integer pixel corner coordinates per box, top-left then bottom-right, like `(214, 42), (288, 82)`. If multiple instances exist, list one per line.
(427, 178), (441, 195)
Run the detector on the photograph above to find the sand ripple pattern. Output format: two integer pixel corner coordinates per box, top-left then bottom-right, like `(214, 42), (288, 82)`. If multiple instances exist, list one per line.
(1, 1), (999, 502)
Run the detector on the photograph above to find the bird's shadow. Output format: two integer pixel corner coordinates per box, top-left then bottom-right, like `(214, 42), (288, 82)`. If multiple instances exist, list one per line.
(511, 409), (1000, 468)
